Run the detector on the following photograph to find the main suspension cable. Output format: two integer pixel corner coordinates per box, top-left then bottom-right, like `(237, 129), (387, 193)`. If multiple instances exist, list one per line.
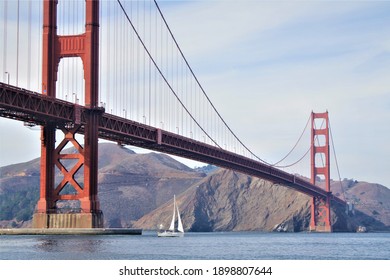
(274, 147), (311, 169)
(271, 113), (311, 167)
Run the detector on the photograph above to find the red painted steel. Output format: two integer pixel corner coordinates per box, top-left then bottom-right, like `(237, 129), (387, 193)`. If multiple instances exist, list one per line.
(37, 0), (101, 223)
(0, 83), (75, 123)
(310, 111), (332, 232)
(53, 125), (84, 200)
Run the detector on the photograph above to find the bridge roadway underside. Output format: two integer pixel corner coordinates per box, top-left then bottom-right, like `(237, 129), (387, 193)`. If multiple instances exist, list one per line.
(0, 83), (344, 206)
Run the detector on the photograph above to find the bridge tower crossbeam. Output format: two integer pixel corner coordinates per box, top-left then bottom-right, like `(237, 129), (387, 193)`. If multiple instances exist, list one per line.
(32, 0), (103, 228)
(309, 111), (332, 232)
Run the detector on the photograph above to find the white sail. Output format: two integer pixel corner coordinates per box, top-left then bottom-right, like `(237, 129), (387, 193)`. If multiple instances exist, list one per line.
(157, 194), (184, 237)
(176, 203), (184, 233)
(168, 195), (176, 232)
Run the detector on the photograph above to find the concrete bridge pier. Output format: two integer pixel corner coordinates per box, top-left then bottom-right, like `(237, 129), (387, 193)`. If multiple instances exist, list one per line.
(32, 212), (104, 229)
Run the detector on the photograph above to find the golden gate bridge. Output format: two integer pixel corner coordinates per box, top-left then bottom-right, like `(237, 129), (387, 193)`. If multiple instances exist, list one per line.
(0, 0), (349, 232)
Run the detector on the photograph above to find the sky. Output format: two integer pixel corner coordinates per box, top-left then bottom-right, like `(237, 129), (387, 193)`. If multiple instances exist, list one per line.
(1, 0), (390, 187)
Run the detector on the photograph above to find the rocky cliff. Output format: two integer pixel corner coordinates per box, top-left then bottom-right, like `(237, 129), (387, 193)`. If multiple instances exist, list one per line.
(133, 169), (390, 232)
(134, 169), (312, 231)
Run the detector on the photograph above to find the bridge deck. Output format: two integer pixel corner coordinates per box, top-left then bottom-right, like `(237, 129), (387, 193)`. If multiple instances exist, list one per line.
(0, 82), (344, 205)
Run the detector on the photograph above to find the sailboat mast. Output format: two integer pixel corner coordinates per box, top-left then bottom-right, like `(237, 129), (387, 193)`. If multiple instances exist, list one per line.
(169, 195), (176, 232)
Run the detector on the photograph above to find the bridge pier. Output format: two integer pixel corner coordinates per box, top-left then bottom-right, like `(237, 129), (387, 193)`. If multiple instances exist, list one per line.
(309, 196), (332, 232)
(33, 0), (102, 229)
(33, 116), (104, 229)
(32, 212), (104, 229)
(309, 225), (332, 233)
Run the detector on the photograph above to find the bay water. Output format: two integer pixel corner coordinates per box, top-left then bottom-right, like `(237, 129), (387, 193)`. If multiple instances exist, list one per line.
(1, 231), (389, 260)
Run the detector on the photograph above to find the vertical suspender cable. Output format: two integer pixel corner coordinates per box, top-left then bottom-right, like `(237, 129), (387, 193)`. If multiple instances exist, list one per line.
(129, 0), (132, 118)
(143, 0), (146, 123)
(154, 5), (158, 127)
(160, 13), (163, 126)
(2, 0), (7, 83)
(72, 0), (75, 98)
(190, 68), (193, 137)
(66, 1), (70, 101)
(130, 1), (134, 120)
(166, 24), (169, 129)
(112, 1), (116, 115)
(123, 2), (126, 117)
(120, 2), (122, 116)
(175, 32), (179, 133)
(60, 1), (64, 99)
(168, 27), (171, 130)
(171, 30), (174, 131)
(16, 0), (19, 86)
(118, 1), (120, 114)
(125, 0), (129, 119)
(99, 0), (102, 105)
(136, 0), (140, 120)
(122, 1), (125, 115)
(106, 1), (110, 112)
(119, 3), (122, 116)
(38, 0), (42, 91)
(27, 0), (32, 89)
(76, 0), (79, 101)
(149, 0), (152, 125)
(181, 56), (184, 135)
(119, 4), (123, 117)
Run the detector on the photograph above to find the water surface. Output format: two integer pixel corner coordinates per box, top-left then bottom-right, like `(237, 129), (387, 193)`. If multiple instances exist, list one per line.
(0, 231), (389, 260)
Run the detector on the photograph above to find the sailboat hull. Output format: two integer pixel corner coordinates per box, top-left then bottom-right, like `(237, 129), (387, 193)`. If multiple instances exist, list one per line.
(157, 231), (184, 237)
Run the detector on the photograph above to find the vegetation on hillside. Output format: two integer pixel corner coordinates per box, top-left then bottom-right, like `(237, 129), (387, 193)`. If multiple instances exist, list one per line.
(0, 188), (39, 222)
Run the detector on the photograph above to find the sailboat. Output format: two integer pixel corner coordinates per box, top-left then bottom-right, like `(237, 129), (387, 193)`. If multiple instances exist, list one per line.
(157, 195), (184, 237)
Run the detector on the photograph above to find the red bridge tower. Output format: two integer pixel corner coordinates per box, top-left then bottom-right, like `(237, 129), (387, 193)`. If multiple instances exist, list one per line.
(32, 0), (103, 228)
(310, 111), (332, 232)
